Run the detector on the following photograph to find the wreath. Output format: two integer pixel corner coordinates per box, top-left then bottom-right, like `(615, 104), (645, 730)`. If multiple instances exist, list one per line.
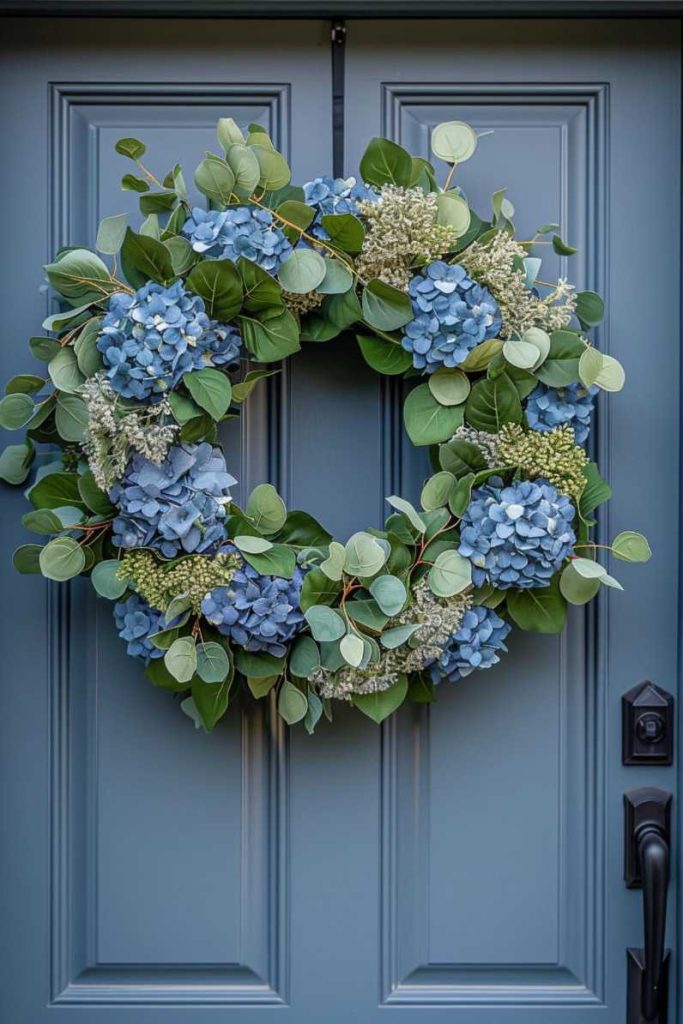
(0, 116), (651, 732)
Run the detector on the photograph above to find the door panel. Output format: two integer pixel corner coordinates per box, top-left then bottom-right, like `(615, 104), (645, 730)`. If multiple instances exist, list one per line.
(0, 14), (680, 1024)
(345, 18), (680, 1019)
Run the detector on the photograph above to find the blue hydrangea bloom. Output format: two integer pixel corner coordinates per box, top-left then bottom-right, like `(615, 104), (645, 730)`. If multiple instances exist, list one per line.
(302, 176), (377, 239)
(525, 381), (598, 445)
(110, 443), (236, 558)
(201, 552), (305, 658)
(429, 605), (511, 682)
(182, 206), (292, 272)
(458, 476), (576, 589)
(113, 594), (165, 664)
(98, 281), (241, 401)
(401, 261), (502, 374)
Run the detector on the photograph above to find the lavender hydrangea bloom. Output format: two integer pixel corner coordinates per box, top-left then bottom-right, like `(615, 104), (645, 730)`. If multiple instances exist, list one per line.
(429, 606), (511, 682)
(525, 381), (598, 445)
(113, 594), (165, 664)
(182, 206), (292, 272)
(98, 281), (242, 401)
(401, 261), (502, 374)
(458, 476), (576, 589)
(302, 175), (377, 239)
(201, 552), (305, 658)
(110, 443), (236, 558)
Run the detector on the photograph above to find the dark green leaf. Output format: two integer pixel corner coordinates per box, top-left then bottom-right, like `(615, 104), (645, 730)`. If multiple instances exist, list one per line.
(356, 333), (411, 375)
(184, 368), (232, 420)
(239, 308), (300, 362)
(352, 674), (408, 723)
(320, 213), (365, 254)
(299, 568), (341, 612)
(28, 472), (85, 511)
(121, 228), (175, 287)
(115, 137), (146, 160)
(362, 279), (413, 332)
(185, 259), (242, 321)
(359, 137), (412, 188)
(404, 383), (464, 445)
(0, 441), (34, 485)
(535, 331), (584, 387)
(465, 373), (522, 433)
(507, 577), (567, 633)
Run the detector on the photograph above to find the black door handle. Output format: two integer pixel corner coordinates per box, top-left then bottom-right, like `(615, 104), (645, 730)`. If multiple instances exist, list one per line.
(624, 788), (672, 1024)
(638, 827), (669, 1019)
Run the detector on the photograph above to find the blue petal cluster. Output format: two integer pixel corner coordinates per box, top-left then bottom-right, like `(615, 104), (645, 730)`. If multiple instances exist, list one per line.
(401, 261), (502, 374)
(113, 594), (164, 664)
(458, 476), (576, 589)
(201, 552), (305, 658)
(302, 176), (377, 238)
(525, 381), (598, 445)
(429, 606), (511, 682)
(98, 281), (241, 401)
(110, 443), (236, 558)
(182, 206), (292, 272)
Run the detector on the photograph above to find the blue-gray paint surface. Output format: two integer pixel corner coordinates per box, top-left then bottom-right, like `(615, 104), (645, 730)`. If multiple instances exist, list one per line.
(0, 15), (679, 1023)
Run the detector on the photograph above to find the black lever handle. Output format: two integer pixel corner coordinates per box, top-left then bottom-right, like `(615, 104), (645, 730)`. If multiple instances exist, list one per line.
(638, 827), (669, 1020)
(624, 788), (672, 1024)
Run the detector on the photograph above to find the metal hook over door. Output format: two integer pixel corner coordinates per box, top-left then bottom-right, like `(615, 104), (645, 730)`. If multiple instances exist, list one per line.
(624, 788), (672, 1023)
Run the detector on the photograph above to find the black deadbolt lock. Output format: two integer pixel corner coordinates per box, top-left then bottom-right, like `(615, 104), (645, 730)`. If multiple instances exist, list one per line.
(622, 682), (674, 766)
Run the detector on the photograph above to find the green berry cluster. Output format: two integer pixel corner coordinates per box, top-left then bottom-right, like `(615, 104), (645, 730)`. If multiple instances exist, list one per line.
(497, 423), (588, 500)
(117, 549), (240, 613)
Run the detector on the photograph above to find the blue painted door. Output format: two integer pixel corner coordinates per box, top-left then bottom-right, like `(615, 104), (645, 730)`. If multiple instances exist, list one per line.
(0, 14), (679, 1024)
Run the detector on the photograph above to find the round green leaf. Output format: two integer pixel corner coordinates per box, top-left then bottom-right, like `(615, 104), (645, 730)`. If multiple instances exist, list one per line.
(571, 557), (607, 579)
(428, 368), (470, 406)
(386, 495), (427, 533)
(594, 354), (626, 392)
(578, 345), (604, 387)
(39, 536), (86, 581)
(91, 559), (128, 599)
(344, 531), (387, 578)
(164, 636), (197, 683)
(611, 531), (652, 563)
(193, 157), (236, 205)
(340, 632), (365, 667)
(404, 384), (465, 445)
(369, 575), (407, 616)
(380, 624), (422, 649)
(428, 549), (472, 597)
(225, 143), (261, 197)
(278, 249), (326, 294)
(317, 258), (353, 295)
(575, 290), (605, 327)
(431, 121), (478, 163)
(13, 544), (43, 574)
(251, 144), (291, 191)
(196, 641), (230, 684)
(0, 442), (34, 484)
(305, 605), (346, 643)
(502, 339), (543, 371)
(290, 635), (321, 678)
(535, 331), (584, 387)
(246, 483), (287, 534)
(96, 213), (128, 255)
(48, 348), (85, 394)
(6, 374), (45, 395)
(184, 368), (232, 420)
(44, 248), (111, 305)
(559, 562), (601, 605)
(0, 393), (34, 430)
(278, 680), (308, 725)
(55, 395), (89, 442)
(435, 192), (471, 235)
(115, 137), (146, 160)
(320, 540), (346, 581)
(217, 117), (245, 149)
(234, 535), (273, 554)
(420, 471), (456, 511)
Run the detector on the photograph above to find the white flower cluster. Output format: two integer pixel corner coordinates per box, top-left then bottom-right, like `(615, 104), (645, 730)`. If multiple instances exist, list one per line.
(82, 374), (178, 490)
(309, 578), (471, 700)
(355, 185), (457, 291)
(459, 231), (576, 338)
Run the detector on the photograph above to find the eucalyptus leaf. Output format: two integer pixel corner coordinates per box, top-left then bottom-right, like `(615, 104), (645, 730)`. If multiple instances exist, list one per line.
(196, 641), (230, 684)
(39, 536), (86, 581)
(428, 549), (472, 597)
(344, 531), (387, 578)
(0, 442), (34, 484)
(428, 368), (470, 406)
(0, 393), (34, 430)
(369, 575), (407, 616)
(320, 540), (346, 581)
(611, 531), (651, 563)
(194, 156), (236, 204)
(246, 483), (287, 534)
(435, 192), (471, 235)
(305, 605), (346, 642)
(96, 213), (128, 255)
(386, 495), (426, 533)
(431, 121), (477, 163)
(404, 383), (464, 445)
(290, 635), (321, 678)
(559, 562), (601, 605)
(164, 636), (197, 684)
(55, 394), (89, 442)
(340, 632), (365, 667)
(278, 680), (308, 724)
(420, 470), (456, 511)
(278, 248), (326, 294)
(362, 279), (413, 331)
(91, 559), (127, 599)
(356, 334), (412, 376)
